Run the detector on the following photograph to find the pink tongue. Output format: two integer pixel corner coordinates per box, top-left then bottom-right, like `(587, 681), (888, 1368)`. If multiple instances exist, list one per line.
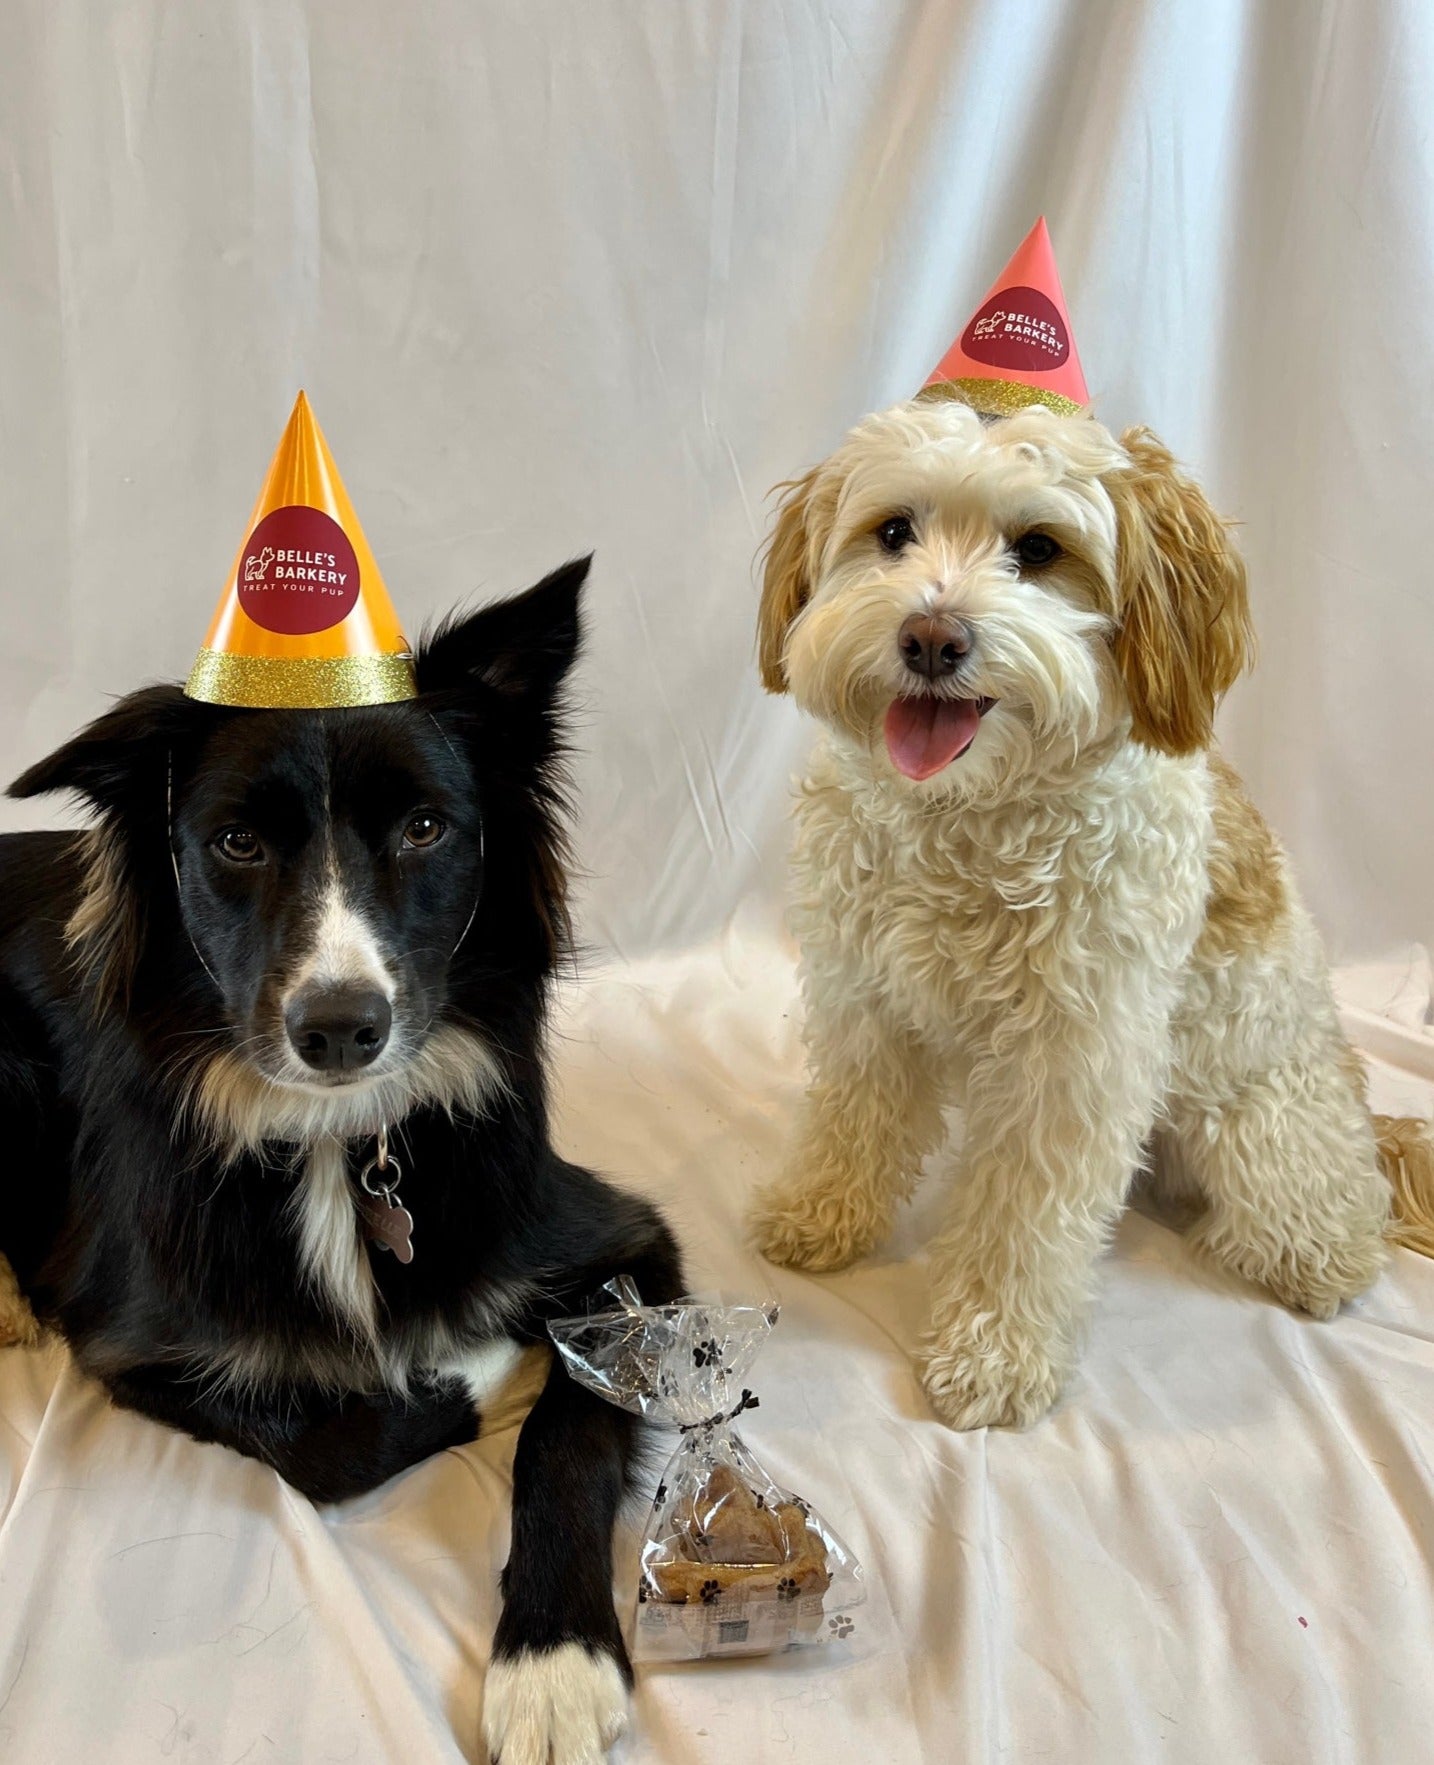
(883, 698), (981, 780)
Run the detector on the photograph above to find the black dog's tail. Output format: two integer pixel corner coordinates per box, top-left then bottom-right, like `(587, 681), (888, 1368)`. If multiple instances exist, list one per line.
(0, 929), (62, 1339)
(0, 1042), (45, 1345)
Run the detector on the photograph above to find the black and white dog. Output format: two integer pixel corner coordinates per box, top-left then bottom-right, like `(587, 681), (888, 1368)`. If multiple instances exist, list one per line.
(0, 557), (681, 1764)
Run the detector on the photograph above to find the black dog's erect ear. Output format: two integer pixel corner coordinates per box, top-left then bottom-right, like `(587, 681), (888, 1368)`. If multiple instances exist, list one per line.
(8, 683), (197, 813)
(415, 555), (589, 705)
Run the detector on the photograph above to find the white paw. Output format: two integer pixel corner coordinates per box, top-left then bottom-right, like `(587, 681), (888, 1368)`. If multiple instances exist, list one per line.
(482, 1643), (629, 1765)
(1188, 1218), (1387, 1321)
(920, 1320), (1065, 1431)
(749, 1174), (886, 1273)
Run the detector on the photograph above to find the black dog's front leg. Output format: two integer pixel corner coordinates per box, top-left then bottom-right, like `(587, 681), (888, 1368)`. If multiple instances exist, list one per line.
(482, 1182), (682, 1765)
(481, 1358), (640, 1763)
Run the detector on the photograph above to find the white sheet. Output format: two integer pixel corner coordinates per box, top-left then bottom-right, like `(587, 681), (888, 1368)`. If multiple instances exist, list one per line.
(1, 933), (1431, 1765)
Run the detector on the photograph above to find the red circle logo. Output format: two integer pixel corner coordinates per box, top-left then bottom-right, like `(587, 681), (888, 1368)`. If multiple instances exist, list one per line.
(235, 506), (361, 635)
(960, 285), (1070, 374)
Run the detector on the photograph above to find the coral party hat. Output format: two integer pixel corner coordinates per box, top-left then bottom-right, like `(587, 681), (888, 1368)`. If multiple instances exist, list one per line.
(920, 217), (1089, 418)
(185, 392), (417, 708)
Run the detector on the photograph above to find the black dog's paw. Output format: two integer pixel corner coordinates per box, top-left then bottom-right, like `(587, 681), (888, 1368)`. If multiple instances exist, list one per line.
(482, 1643), (628, 1764)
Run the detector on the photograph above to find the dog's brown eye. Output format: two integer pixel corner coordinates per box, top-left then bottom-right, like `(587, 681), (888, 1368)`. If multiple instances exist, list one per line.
(214, 828), (263, 865)
(876, 515), (915, 553)
(403, 814), (446, 850)
(1013, 532), (1061, 568)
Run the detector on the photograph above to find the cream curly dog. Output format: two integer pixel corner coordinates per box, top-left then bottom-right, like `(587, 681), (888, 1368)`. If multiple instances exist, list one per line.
(752, 394), (1432, 1430)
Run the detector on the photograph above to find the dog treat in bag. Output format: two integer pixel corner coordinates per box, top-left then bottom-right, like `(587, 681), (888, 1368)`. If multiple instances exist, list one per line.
(549, 1279), (864, 1661)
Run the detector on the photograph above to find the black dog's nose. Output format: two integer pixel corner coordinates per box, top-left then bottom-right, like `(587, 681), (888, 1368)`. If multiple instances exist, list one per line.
(899, 612), (972, 679)
(285, 987), (392, 1073)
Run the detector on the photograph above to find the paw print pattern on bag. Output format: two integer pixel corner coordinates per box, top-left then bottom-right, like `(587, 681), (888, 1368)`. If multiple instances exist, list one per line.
(548, 1278), (867, 1662)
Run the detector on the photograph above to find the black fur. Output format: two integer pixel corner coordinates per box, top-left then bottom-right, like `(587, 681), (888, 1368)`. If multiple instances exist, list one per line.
(0, 556), (682, 1687)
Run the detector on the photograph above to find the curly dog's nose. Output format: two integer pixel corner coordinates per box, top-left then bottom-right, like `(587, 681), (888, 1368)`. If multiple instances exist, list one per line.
(898, 613), (972, 679)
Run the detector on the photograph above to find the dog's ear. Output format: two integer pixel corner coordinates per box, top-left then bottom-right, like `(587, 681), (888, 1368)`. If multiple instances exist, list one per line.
(9, 684), (204, 1015)
(8, 684), (198, 813)
(416, 556), (588, 706)
(418, 559), (588, 975)
(1105, 428), (1255, 755)
(758, 465), (837, 694)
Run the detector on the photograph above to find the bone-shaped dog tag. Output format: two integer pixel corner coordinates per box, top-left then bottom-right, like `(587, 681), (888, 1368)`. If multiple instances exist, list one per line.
(360, 1190), (415, 1264)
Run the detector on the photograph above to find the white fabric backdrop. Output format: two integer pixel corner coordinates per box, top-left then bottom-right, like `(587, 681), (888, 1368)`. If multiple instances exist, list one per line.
(2, 0), (1432, 962)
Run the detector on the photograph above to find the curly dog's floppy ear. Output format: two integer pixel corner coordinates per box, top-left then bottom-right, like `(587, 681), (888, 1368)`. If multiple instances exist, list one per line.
(757, 465), (839, 694)
(1105, 428), (1255, 755)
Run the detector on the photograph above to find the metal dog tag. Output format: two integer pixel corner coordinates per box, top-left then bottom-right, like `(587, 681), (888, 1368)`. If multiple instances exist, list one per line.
(358, 1139), (414, 1264)
(359, 1189), (415, 1264)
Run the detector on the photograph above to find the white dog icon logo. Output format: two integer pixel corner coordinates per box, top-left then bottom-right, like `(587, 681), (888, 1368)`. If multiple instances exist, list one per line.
(243, 546), (275, 583)
(972, 310), (1006, 340)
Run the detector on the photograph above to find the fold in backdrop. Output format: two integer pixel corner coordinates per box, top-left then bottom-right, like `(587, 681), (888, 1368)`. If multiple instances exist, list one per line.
(2, 0), (1431, 963)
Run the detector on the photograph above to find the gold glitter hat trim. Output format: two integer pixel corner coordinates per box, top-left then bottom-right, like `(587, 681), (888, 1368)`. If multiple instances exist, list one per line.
(185, 648), (417, 709)
(915, 376), (1086, 419)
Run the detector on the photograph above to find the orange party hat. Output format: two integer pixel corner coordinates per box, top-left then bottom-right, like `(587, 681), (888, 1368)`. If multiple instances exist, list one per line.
(920, 217), (1089, 418)
(185, 392), (417, 708)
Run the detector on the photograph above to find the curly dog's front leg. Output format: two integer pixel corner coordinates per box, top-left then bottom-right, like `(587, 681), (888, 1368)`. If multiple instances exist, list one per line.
(923, 1009), (1170, 1430)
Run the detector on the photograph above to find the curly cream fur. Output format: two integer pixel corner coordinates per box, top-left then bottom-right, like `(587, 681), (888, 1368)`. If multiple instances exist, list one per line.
(753, 398), (1401, 1430)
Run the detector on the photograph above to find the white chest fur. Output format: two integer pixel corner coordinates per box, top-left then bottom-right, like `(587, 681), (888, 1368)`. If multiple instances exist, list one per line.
(286, 1139), (379, 1344)
(790, 736), (1213, 1049)
(281, 1143), (539, 1415)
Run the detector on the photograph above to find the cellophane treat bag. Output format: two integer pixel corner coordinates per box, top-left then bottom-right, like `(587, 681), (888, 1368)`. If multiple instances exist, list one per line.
(549, 1279), (865, 1662)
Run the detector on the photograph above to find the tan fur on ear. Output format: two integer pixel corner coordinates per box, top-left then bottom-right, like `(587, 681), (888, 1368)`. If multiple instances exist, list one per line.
(1106, 427), (1255, 755)
(66, 826), (143, 1015)
(757, 465), (838, 694)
